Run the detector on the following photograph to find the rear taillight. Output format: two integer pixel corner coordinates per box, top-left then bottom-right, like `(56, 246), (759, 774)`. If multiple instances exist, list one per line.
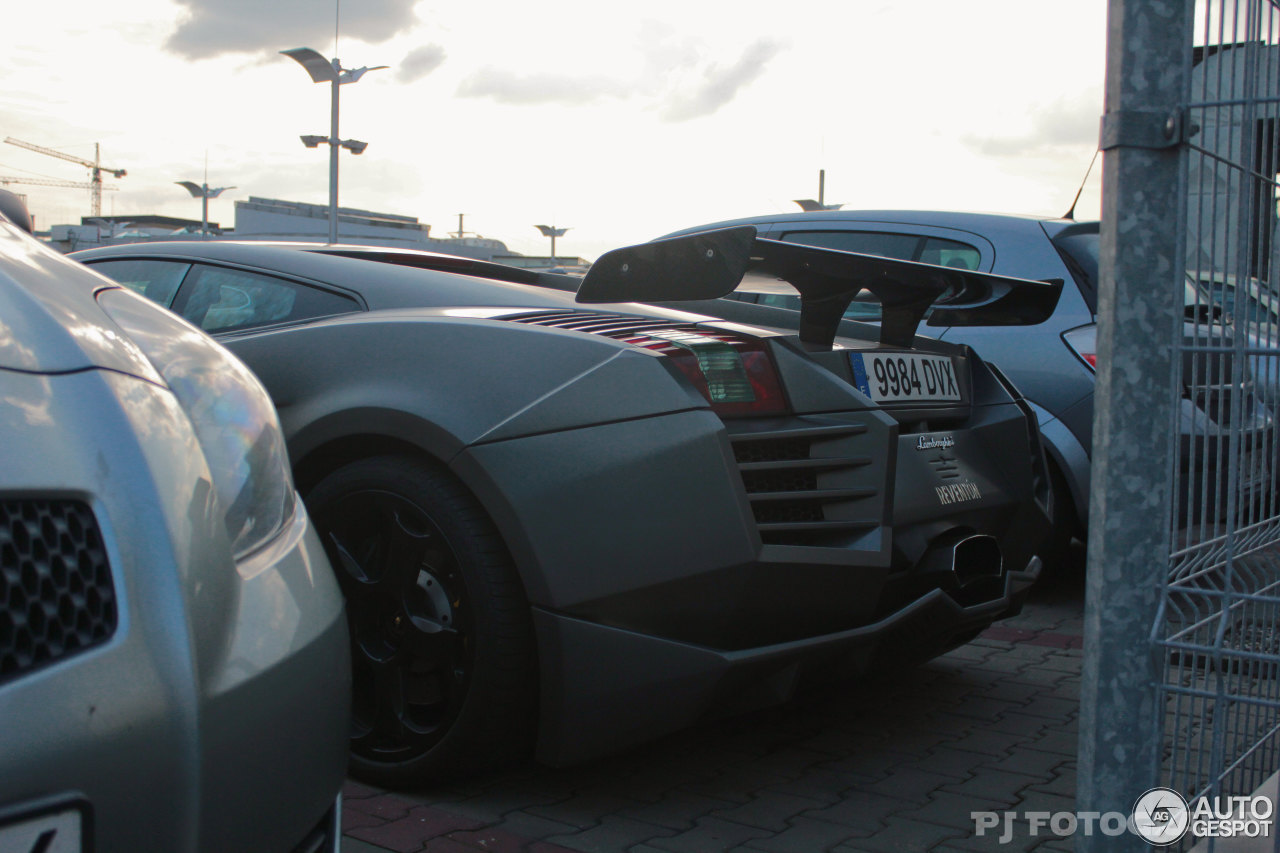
(639, 329), (788, 417)
(1062, 324), (1097, 371)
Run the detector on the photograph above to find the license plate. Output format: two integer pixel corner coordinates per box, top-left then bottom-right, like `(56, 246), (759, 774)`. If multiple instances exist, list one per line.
(850, 352), (961, 403)
(0, 806), (83, 852)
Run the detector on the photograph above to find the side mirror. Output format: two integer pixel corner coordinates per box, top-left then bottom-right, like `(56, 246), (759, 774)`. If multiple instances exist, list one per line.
(0, 189), (33, 234)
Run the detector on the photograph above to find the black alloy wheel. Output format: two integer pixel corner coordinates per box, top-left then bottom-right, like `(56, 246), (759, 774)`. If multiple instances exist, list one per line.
(307, 455), (535, 786)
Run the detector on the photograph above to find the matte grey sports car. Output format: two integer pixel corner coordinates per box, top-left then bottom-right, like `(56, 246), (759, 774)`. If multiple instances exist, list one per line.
(1, 191), (349, 851)
(75, 227), (1059, 786)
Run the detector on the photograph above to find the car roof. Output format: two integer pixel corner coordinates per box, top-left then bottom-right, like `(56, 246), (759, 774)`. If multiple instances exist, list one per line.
(72, 240), (586, 313)
(660, 209), (1089, 239)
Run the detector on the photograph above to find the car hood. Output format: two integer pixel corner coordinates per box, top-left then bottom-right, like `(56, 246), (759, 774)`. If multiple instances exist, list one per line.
(0, 220), (157, 378)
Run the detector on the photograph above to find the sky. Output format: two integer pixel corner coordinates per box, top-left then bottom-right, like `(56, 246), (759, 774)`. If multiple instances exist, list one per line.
(2, 0), (1108, 262)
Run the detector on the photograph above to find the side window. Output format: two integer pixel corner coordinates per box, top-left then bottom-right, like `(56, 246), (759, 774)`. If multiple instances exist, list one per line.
(175, 265), (360, 333)
(84, 259), (191, 308)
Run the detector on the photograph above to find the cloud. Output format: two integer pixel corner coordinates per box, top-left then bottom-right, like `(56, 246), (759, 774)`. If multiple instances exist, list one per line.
(965, 93), (1102, 156)
(659, 39), (784, 122)
(397, 44), (446, 84)
(165, 0), (418, 60)
(454, 33), (785, 121)
(457, 68), (628, 106)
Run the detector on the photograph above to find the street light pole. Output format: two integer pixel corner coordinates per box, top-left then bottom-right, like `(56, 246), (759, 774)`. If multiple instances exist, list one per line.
(328, 62), (340, 243)
(282, 47), (386, 244)
(535, 224), (570, 263)
(176, 180), (234, 238)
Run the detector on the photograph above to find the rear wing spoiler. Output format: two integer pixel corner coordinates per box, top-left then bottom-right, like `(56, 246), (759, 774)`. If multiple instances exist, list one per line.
(576, 226), (1063, 349)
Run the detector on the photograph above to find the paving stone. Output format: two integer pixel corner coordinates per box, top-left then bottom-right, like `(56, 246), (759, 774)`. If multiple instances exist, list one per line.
(897, 747), (990, 781)
(345, 794), (427, 822)
(804, 790), (916, 832)
(345, 805), (487, 853)
(341, 838), (396, 853)
(739, 816), (865, 853)
(831, 817), (965, 852)
(945, 728), (1036, 758)
(1013, 790), (1077, 815)
(1026, 766), (1077, 799)
(860, 766), (967, 802)
(758, 767), (870, 806)
(442, 782), (579, 824)
(643, 817), (774, 852)
(906, 791), (1006, 832)
(615, 793), (741, 831)
(1014, 695), (1081, 720)
(527, 793), (638, 830)
(342, 807), (388, 832)
(1025, 729), (1078, 757)
(939, 768), (1046, 807)
(343, 781), (384, 801)
(986, 711), (1051, 739)
(935, 825), (1045, 852)
(710, 791), (829, 832)
(544, 816), (678, 853)
(979, 748), (1070, 781)
(943, 696), (1026, 722)
(1038, 650), (1084, 669)
(472, 811), (583, 844)
(678, 768), (797, 805)
(980, 681), (1049, 704)
(819, 748), (922, 780)
(1003, 666), (1074, 687)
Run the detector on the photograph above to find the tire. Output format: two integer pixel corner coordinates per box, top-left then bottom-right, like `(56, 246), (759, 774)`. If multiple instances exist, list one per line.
(306, 455), (536, 787)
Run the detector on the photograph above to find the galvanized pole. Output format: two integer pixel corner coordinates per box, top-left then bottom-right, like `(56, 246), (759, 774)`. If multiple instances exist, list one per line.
(328, 63), (340, 244)
(1078, 0), (1192, 849)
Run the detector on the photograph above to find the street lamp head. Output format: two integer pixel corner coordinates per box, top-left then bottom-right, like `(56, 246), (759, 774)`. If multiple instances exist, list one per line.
(341, 65), (390, 85)
(340, 139), (368, 155)
(281, 47), (340, 83)
(176, 180), (204, 198)
(300, 135), (327, 149)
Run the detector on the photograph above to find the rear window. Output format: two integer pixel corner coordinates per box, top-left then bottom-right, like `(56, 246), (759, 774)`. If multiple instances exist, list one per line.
(1051, 224), (1100, 313)
(738, 230), (983, 321)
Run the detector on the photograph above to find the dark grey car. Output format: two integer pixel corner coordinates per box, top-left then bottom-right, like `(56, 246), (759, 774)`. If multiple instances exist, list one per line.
(76, 228), (1057, 786)
(664, 211), (1276, 564)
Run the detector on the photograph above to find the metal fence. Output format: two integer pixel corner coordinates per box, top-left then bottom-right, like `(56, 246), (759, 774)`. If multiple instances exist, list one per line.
(1163, 2), (1280, 841)
(1082, 1), (1280, 850)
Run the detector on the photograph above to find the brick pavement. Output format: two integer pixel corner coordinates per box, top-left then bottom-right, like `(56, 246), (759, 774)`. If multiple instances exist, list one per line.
(341, 571), (1085, 853)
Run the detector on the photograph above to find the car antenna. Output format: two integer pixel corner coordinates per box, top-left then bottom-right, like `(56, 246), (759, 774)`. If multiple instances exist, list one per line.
(1063, 149), (1100, 220)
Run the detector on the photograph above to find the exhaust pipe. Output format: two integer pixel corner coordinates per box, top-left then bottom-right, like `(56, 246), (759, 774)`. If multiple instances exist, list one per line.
(918, 532), (1004, 587)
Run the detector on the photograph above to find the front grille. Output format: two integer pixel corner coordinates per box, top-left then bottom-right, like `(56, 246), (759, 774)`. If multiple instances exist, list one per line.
(0, 499), (116, 685)
(728, 420), (889, 548)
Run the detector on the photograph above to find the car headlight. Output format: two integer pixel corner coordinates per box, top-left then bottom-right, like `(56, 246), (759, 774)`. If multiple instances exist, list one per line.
(96, 287), (296, 559)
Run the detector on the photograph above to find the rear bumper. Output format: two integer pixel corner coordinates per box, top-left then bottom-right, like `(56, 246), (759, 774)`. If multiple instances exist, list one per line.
(534, 555), (1040, 765)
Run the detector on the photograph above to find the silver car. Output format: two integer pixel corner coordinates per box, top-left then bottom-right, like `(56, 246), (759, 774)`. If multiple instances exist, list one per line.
(0, 191), (350, 852)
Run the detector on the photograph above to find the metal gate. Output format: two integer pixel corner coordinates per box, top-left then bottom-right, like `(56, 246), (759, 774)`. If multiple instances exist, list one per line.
(1081, 1), (1280, 850)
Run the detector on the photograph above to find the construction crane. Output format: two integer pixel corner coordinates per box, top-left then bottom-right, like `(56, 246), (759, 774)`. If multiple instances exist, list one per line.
(3, 138), (126, 217)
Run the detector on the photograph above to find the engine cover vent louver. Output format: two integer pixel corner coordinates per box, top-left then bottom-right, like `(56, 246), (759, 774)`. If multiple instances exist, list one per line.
(727, 420), (891, 550)
(0, 499), (117, 686)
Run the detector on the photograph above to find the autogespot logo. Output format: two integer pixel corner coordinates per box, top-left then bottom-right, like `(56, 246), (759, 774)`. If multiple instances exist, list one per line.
(1132, 787), (1190, 845)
